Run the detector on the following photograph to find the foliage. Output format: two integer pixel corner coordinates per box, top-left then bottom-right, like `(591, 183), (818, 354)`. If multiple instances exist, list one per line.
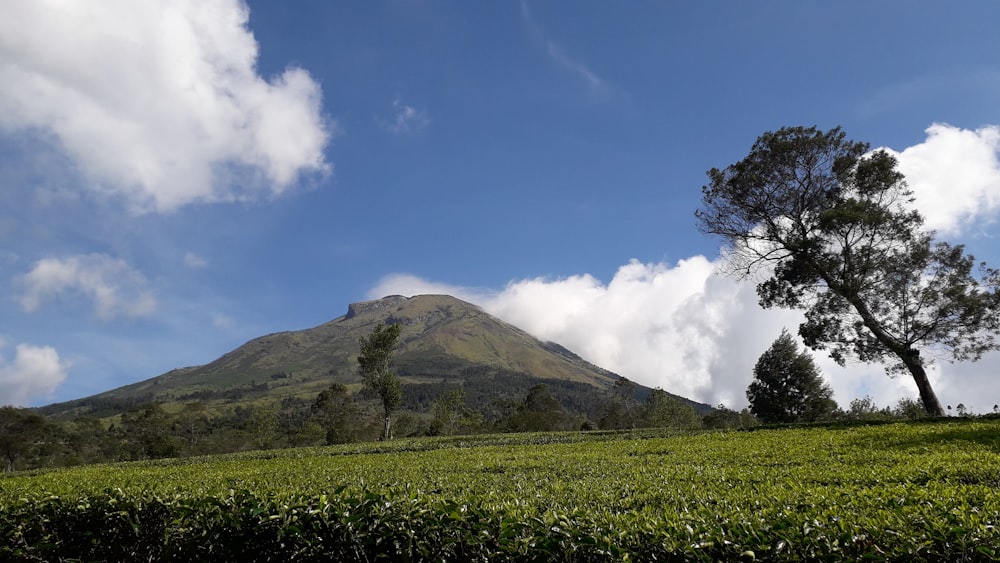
(696, 126), (1000, 416)
(429, 387), (481, 436)
(747, 330), (837, 423)
(637, 388), (702, 429)
(843, 395), (893, 421)
(892, 397), (929, 420)
(2, 420), (1000, 561)
(0, 407), (50, 472)
(702, 404), (760, 429)
(118, 403), (181, 459)
(311, 384), (363, 444)
(598, 377), (639, 430)
(358, 322), (403, 440)
(503, 384), (574, 432)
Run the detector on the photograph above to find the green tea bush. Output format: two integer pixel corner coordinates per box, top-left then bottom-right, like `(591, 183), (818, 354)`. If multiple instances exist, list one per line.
(1, 420), (998, 561)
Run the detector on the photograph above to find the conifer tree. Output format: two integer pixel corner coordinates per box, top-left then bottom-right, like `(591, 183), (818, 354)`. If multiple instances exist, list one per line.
(747, 330), (837, 423)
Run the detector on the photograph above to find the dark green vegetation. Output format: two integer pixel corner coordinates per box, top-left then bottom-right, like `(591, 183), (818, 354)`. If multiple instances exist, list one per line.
(747, 329), (837, 423)
(2, 419), (998, 561)
(697, 126), (1000, 416)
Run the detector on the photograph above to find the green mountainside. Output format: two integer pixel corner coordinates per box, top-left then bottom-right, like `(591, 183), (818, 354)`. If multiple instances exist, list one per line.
(39, 294), (710, 422)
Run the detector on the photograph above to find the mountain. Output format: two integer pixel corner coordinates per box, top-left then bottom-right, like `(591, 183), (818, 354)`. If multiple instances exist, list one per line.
(39, 294), (710, 421)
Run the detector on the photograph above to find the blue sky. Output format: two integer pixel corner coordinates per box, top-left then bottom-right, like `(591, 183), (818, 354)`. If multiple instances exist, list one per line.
(2, 1), (999, 412)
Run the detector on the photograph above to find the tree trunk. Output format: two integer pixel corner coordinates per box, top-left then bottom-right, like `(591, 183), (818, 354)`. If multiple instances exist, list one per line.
(841, 293), (946, 417)
(382, 415), (392, 441)
(902, 350), (945, 416)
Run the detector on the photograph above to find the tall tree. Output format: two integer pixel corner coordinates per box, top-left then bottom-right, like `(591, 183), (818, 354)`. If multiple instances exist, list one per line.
(696, 126), (1000, 415)
(358, 322), (403, 440)
(747, 330), (837, 423)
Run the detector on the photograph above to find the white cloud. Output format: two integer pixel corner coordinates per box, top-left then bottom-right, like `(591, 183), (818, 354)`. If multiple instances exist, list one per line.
(368, 273), (491, 304)
(885, 123), (1000, 236)
(184, 252), (208, 269)
(0, 0), (331, 213)
(378, 98), (429, 135)
(369, 124), (1000, 412)
(19, 254), (157, 319)
(0, 343), (69, 407)
(372, 260), (996, 412)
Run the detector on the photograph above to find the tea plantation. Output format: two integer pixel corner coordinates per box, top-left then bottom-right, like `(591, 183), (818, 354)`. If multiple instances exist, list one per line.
(2, 419), (998, 561)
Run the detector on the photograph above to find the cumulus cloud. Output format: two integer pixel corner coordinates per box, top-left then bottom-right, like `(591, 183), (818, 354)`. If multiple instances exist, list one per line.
(18, 254), (157, 319)
(378, 98), (429, 135)
(369, 124), (1000, 411)
(372, 260), (988, 411)
(375, 260), (794, 407)
(0, 0), (331, 213)
(0, 343), (69, 407)
(886, 123), (1000, 235)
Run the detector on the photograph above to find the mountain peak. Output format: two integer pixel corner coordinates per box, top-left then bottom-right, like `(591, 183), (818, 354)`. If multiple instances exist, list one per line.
(345, 295), (411, 319)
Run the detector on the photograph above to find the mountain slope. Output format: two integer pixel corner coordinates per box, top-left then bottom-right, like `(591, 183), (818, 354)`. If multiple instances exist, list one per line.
(40, 295), (709, 420)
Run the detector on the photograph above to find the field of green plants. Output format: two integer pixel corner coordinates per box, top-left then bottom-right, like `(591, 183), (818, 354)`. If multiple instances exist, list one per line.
(2, 419), (998, 561)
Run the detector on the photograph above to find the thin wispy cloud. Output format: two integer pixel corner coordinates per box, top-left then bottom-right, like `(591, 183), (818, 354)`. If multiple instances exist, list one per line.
(378, 98), (430, 135)
(520, 1), (612, 100)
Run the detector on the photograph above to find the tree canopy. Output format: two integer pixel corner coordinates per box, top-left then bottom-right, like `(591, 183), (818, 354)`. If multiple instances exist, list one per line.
(747, 330), (837, 423)
(697, 126), (1000, 415)
(311, 383), (361, 444)
(358, 322), (403, 440)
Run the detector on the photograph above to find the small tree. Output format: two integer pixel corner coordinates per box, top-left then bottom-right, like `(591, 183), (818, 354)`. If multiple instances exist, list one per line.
(358, 323), (403, 441)
(702, 404), (760, 429)
(247, 404), (279, 450)
(892, 397), (927, 420)
(119, 403), (180, 460)
(599, 377), (639, 430)
(311, 384), (361, 444)
(747, 330), (837, 423)
(430, 387), (480, 436)
(845, 396), (891, 421)
(0, 407), (50, 471)
(639, 389), (702, 430)
(504, 384), (570, 432)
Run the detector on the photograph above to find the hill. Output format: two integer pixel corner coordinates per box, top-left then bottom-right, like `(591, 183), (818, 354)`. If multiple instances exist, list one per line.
(39, 294), (711, 422)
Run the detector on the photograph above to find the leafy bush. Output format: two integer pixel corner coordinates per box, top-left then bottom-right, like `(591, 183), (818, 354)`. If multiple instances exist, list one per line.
(2, 421), (999, 561)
